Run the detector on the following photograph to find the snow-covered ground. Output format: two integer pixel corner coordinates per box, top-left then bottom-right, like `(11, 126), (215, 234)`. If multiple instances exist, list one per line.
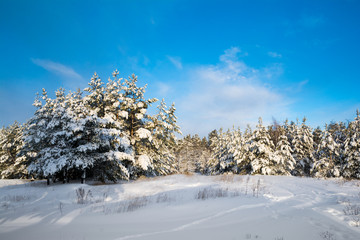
(0, 174), (359, 240)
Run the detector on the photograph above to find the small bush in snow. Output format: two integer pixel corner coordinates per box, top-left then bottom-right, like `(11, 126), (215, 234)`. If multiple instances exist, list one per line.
(196, 187), (229, 200)
(156, 193), (172, 203)
(342, 194), (360, 227)
(76, 187), (92, 204)
(116, 196), (149, 213)
(3, 194), (30, 202)
(320, 231), (336, 240)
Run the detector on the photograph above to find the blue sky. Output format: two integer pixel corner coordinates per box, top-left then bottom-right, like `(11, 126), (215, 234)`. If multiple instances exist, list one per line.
(1, 0), (360, 136)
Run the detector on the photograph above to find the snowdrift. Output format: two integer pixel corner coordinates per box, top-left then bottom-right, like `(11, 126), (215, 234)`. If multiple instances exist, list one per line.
(0, 175), (360, 240)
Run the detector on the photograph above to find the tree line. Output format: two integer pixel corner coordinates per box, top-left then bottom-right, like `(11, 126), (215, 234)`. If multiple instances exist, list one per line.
(176, 115), (360, 179)
(1, 71), (360, 181)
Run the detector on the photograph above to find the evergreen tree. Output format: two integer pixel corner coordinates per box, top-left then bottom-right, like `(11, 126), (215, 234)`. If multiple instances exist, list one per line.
(249, 118), (275, 175)
(83, 73), (134, 181)
(207, 129), (223, 174)
(119, 74), (158, 176)
(291, 118), (314, 176)
(229, 127), (246, 174)
(274, 125), (295, 175)
(343, 111), (360, 178)
(312, 127), (323, 152)
(152, 99), (181, 175)
(24, 89), (55, 178)
(312, 126), (340, 178)
(327, 121), (348, 176)
(0, 122), (27, 178)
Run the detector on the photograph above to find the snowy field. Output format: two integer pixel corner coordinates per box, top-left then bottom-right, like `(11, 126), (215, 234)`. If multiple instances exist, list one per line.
(0, 175), (360, 240)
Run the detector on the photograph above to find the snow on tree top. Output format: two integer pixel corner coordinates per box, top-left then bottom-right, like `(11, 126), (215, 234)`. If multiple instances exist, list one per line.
(136, 128), (152, 140)
(137, 154), (151, 170)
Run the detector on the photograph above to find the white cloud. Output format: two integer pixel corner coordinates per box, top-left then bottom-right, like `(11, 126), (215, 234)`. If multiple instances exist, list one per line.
(31, 58), (86, 90)
(177, 47), (291, 136)
(31, 58), (82, 80)
(167, 56), (183, 70)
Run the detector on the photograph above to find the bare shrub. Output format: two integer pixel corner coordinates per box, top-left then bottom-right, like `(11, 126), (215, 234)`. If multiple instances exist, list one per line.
(251, 179), (262, 198)
(116, 196), (149, 213)
(76, 187), (93, 204)
(320, 231), (336, 240)
(342, 194), (360, 227)
(245, 175), (250, 195)
(245, 233), (261, 239)
(156, 193), (172, 203)
(196, 187), (229, 200)
(58, 201), (64, 215)
(3, 194), (30, 202)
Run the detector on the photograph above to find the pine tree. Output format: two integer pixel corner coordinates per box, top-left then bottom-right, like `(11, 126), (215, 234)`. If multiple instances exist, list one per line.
(249, 118), (275, 175)
(229, 127), (246, 174)
(0, 122), (27, 178)
(312, 127), (323, 151)
(119, 74), (158, 176)
(312, 125), (340, 178)
(327, 121), (347, 176)
(207, 129), (223, 174)
(343, 110), (360, 178)
(151, 99), (181, 175)
(83, 73), (134, 181)
(24, 89), (56, 178)
(291, 118), (314, 176)
(274, 125), (295, 175)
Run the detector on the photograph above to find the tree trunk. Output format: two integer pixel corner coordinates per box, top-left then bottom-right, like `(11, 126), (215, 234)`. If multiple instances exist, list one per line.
(81, 169), (86, 184)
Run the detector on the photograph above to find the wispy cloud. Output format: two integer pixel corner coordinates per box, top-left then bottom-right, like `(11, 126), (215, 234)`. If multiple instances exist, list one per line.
(268, 51), (282, 58)
(167, 56), (183, 70)
(31, 58), (82, 80)
(177, 47), (291, 136)
(156, 81), (171, 96)
(31, 58), (86, 90)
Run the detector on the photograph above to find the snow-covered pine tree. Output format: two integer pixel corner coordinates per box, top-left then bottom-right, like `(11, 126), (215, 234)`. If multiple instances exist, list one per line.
(291, 118), (314, 176)
(25, 88), (83, 182)
(219, 129), (235, 173)
(249, 117), (275, 175)
(83, 73), (134, 181)
(24, 89), (56, 179)
(229, 127), (246, 174)
(0, 122), (27, 179)
(312, 125), (340, 178)
(343, 110), (360, 178)
(207, 128), (235, 174)
(274, 125), (295, 175)
(151, 99), (181, 175)
(118, 74), (158, 177)
(198, 136), (211, 173)
(327, 121), (347, 177)
(237, 125), (254, 174)
(312, 127), (323, 151)
(207, 129), (223, 174)
(33, 88), (72, 181)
